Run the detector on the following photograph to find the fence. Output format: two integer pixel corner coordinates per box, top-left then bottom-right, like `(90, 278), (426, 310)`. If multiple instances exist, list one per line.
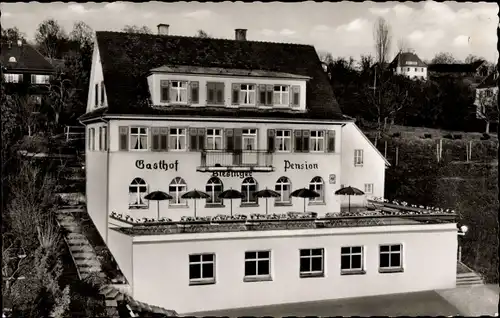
(373, 138), (498, 166)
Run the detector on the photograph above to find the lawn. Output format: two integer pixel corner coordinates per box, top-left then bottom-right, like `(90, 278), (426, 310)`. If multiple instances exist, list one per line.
(184, 291), (462, 317)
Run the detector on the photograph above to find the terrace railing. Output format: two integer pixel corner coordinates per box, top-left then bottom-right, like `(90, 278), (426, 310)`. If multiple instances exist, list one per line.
(199, 150), (273, 171)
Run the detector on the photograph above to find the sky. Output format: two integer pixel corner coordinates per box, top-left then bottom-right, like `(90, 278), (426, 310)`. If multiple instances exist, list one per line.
(1, 1), (498, 63)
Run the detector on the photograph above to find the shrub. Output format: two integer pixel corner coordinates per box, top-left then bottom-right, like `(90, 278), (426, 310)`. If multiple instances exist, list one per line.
(424, 133), (432, 139)
(443, 134), (453, 139)
(392, 132), (401, 138)
(480, 133), (491, 140)
(453, 134), (463, 140)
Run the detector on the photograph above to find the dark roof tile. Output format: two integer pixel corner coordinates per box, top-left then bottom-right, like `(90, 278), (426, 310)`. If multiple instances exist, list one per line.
(93, 31), (344, 121)
(0, 41), (55, 73)
(389, 52), (427, 68)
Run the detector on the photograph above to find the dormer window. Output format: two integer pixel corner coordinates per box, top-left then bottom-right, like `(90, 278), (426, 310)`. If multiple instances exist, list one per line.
(170, 81), (188, 103)
(240, 84), (256, 105)
(273, 85), (289, 106)
(31, 74), (51, 84)
(3, 73), (21, 83)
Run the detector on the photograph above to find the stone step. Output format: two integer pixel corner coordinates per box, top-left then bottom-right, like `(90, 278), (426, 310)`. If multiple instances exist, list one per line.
(457, 281), (484, 286)
(58, 207), (85, 213)
(72, 252), (95, 260)
(104, 288), (121, 300)
(79, 265), (101, 272)
(67, 233), (86, 239)
(75, 258), (100, 266)
(457, 272), (482, 279)
(69, 245), (93, 253)
(67, 238), (88, 245)
(457, 278), (484, 284)
(81, 271), (107, 279)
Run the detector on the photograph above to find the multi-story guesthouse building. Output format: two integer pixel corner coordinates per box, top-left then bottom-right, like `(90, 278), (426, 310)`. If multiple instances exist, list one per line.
(79, 25), (459, 315)
(388, 50), (428, 80)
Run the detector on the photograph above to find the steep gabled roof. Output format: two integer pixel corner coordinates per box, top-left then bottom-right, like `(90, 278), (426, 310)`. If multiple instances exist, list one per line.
(389, 52), (427, 68)
(0, 41), (55, 73)
(476, 72), (498, 89)
(93, 31), (345, 121)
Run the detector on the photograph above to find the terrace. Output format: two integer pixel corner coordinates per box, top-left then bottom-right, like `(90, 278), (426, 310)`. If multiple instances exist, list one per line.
(109, 199), (457, 236)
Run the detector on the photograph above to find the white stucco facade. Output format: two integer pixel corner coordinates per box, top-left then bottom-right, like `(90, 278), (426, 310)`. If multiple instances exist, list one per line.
(112, 223), (457, 314)
(394, 66), (428, 80)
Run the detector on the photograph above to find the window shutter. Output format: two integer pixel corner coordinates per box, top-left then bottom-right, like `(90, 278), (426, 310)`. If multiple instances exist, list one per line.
(207, 82), (215, 104)
(294, 130), (303, 152)
(231, 84), (240, 105)
(160, 80), (170, 102)
(191, 82), (199, 104)
(197, 128), (205, 150)
(225, 129), (234, 151)
(267, 129), (275, 153)
(95, 84), (99, 106)
(234, 128), (243, 151)
(266, 85), (273, 106)
(103, 127), (108, 151)
(216, 83), (224, 104)
(119, 126), (128, 151)
(327, 130), (335, 153)
(189, 128), (198, 151)
(257, 85), (266, 106)
(291, 85), (300, 107)
(151, 127), (160, 151)
(302, 130), (310, 153)
(160, 128), (169, 151)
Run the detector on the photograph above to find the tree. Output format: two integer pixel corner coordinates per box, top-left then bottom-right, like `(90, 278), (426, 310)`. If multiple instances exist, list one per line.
(69, 21), (94, 48)
(397, 37), (408, 53)
(464, 54), (484, 64)
(1, 26), (26, 41)
(373, 17), (392, 69)
(359, 54), (374, 75)
(317, 51), (334, 65)
(122, 25), (152, 34)
(475, 88), (499, 134)
(431, 52), (457, 64)
(195, 29), (210, 38)
(34, 19), (68, 59)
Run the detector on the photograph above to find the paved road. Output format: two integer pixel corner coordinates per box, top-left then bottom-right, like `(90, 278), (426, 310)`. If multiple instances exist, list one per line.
(436, 284), (499, 317)
(184, 291), (461, 317)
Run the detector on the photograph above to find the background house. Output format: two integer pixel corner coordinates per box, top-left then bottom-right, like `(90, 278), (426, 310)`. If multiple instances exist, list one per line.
(388, 51), (428, 81)
(474, 71), (498, 133)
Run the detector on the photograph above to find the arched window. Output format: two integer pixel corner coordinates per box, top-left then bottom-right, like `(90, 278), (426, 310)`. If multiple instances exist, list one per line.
(309, 176), (325, 203)
(241, 177), (258, 204)
(275, 176), (291, 203)
(206, 177), (223, 205)
(129, 178), (148, 209)
(169, 177), (187, 206)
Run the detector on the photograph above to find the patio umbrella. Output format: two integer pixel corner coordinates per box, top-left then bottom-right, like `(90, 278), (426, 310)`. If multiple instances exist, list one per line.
(181, 189), (211, 218)
(290, 188), (320, 213)
(335, 186), (365, 212)
(218, 188), (244, 216)
(144, 191), (173, 220)
(254, 187), (281, 215)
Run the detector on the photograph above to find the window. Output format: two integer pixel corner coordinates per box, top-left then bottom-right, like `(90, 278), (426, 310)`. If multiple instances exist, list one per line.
(244, 251), (271, 281)
(276, 130), (291, 152)
(341, 246), (364, 274)
(189, 254), (215, 285)
(310, 130), (325, 152)
(242, 129), (257, 151)
(4, 73), (21, 83)
(170, 81), (188, 103)
(151, 127), (168, 151)
(241, 177), (258, 204)
(207, 82), (225, 105)
(485, 90), (493, 97)
(407, 68), (410, 72)
(88, 128), (95, 151)
(273, 85), (289, 105)
(275, 177), (291, 204)
(414, 68), (417, 72)
(169, 177), (188, 206)
(129, 178), (148, 209)
(95, 83), (98, 106)
(130, 127), (148, 150)
(169, 128), (187, 151)
(100, 81), (105, 105)
(99, 127), (107, 151)
(31, 74), (50, 84)
(379, 244), (403, 272)
(354, 149), (364, 166)
(309, 176), (324, 203)
(364, 183), (373, 194)
(299, 248), (324, 277)
(189, 128), (205, 151)
(206, 177), (223, 205)
(240, 84), (256, 105)
(206, 129), (223, 150)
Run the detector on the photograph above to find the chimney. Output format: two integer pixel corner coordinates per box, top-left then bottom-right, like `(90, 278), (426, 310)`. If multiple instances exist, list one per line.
(157, 24), (170, 36)
(235, 29), (247, 41)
